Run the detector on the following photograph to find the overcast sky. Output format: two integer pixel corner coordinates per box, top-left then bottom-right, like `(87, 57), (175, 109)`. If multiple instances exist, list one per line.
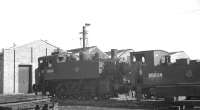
(0, 0), (200, 59)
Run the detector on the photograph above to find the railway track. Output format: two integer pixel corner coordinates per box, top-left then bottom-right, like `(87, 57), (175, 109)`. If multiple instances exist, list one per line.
(2, 93), (199, 110)
(0, 94), (56, 110)
(58, 98), (200, 110)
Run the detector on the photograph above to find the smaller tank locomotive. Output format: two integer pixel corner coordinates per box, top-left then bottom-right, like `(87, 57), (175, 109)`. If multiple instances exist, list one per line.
(130, 51), (200, 101)
(34, 49), (132, 99)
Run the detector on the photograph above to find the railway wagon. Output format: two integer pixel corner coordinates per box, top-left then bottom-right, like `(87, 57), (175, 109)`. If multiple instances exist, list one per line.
(34, 51), (131, 99)
(130, 51), (200, 100)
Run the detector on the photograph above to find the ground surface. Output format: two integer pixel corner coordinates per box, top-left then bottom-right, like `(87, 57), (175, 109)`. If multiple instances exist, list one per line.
(58, 106), (149, 110)
(56, 99), (156, 110)
(55, 99), (200, 110)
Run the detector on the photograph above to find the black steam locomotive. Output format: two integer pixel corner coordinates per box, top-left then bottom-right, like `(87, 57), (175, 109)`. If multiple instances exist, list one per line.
(130, 51), (200, 100)
(34, 49), (131, 99)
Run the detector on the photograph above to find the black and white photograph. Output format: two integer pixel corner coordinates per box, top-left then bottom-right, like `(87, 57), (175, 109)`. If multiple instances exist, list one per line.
(0, 0), (200, 110)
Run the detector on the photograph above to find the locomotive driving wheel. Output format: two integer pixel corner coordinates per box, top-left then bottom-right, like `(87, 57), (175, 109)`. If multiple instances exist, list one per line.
(55, 83), (67, 99)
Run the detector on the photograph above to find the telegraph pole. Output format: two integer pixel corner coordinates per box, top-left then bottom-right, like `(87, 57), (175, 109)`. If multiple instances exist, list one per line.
(80, 23), (90, 50)
(13, 43), (16, 93)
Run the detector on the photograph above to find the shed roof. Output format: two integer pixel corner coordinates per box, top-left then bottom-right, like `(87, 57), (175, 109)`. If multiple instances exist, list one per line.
(168, 51), (185, 55)
(68, 46), (97, 53)
(135, 50), (168, 53)
(68, 46), (109, 59)
(7, 40), (59, 50)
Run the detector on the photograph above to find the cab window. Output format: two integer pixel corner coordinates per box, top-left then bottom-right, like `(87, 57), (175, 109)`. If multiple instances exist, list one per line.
(57, 55), (66, 63)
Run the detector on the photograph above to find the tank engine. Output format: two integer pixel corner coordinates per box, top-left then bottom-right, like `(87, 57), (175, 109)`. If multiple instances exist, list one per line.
(130, 51), (200, 101)
(34, 50), (132, 99)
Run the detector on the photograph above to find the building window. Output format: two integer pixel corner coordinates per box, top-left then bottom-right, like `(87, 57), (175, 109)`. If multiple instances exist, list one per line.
(142, 56), (145, 63)
(132, 56), (136, 62)
(39, 59), (43, 64)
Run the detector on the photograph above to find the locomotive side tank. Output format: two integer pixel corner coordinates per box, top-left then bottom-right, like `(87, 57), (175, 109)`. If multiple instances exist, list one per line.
(39, 55), (100, 80)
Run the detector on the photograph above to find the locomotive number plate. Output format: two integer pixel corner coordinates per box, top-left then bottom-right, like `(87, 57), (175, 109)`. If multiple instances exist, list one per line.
(148, 72), (163, 80)
(46, 69), (54, 73)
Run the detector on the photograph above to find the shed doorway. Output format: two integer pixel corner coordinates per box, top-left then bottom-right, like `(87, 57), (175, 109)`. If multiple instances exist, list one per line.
(18, 65), (32, 93)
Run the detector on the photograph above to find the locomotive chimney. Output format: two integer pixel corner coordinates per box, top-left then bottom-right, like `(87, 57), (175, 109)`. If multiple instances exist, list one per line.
(130, 52), (134, 63)
(79, 51), (91, 61)
(111, 49), (117, 59)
